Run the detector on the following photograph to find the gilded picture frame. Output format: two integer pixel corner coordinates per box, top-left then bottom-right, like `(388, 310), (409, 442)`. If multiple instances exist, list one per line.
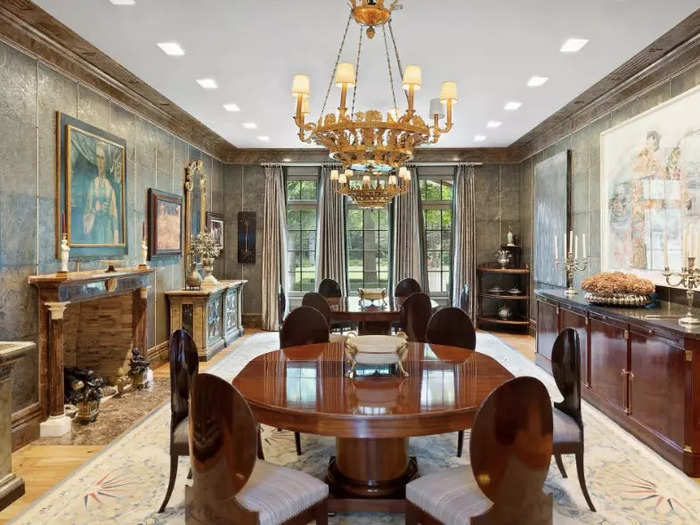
(148, 188), (183, 259)
(57, 112), (128, 258)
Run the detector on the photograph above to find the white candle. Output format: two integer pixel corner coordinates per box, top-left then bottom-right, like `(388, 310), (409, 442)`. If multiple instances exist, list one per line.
(554, 235), (558, 260)
(575, 235), (579, 260)
(564, 233), (567, 258)
(683, 229), (688, 263)
(582, 233), (586, 259)
(663, 231), (669, 268)
(689, 225), (695, 262)
(569, 230), (574, 255)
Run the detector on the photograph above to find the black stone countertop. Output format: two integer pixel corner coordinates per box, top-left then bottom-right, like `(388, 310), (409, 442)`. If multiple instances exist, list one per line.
(536, 286), (700, 340)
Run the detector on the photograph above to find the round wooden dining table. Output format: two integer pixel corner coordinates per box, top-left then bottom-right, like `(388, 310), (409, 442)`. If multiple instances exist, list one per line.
(326, 296), (440, 335)
(233, 340), (514, 512)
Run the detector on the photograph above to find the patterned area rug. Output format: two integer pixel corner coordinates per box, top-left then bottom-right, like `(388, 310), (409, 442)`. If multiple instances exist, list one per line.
(12, 332), (700, 524)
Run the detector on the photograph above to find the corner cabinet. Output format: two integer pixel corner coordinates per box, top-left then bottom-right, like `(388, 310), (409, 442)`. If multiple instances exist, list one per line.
(166, 280), (246, 360)
(535, 289), (700, 476)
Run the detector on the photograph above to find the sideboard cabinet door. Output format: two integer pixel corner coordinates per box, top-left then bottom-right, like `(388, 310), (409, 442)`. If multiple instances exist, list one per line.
(589, 314), (628, 415)
(536, 299), (559, 370)
(628, 327), (685, 448)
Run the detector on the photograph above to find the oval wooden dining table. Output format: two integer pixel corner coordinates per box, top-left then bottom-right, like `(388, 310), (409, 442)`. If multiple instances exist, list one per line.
(326, 296), (439, 335)
(232, 340), (514, 512)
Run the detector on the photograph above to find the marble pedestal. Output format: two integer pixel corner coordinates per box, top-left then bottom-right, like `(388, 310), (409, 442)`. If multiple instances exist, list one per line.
(0, 342), (32, 510)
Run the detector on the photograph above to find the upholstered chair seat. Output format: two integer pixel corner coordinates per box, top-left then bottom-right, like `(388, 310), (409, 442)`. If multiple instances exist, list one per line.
(553, 407), (581, 447)
(237, 460), (329, 525)
(406, 466), (491, 525)
(171, 416), (189, 456)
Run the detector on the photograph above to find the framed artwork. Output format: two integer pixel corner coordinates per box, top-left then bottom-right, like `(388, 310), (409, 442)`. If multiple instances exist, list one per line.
(206, 212), (224, 256)
(148, 189), (183, 259)
(601, 85), (700, 285)
(57, 113), (127, 258)
(534, 150), (571, 287)
(238, 211), (256, 264)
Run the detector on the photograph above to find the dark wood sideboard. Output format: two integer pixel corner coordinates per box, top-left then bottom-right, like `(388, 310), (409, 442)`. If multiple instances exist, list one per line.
(535, 288), (700, 476)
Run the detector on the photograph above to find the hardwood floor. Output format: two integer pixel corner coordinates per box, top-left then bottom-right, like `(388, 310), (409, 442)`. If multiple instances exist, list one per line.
(0, 329), (694, 522)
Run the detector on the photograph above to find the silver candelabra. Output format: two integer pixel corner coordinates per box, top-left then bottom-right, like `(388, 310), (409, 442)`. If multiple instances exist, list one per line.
(555, 252), (589, 296)
(663, 257), (700, 326)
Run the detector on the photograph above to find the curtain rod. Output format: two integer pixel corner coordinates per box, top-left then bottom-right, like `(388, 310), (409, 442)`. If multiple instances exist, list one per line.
(260, 161), (483, 167)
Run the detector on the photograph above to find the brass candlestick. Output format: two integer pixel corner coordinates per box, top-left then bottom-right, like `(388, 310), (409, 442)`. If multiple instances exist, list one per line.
(555, 253), (589, 296)
(663, 256), (700, 326)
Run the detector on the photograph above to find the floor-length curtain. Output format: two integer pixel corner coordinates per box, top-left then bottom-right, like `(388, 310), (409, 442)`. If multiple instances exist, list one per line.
(261, 165), (288, 331)
(391, 167), (426, 291)
(315, 167), (348, 294)
(451, 165), (477, 318)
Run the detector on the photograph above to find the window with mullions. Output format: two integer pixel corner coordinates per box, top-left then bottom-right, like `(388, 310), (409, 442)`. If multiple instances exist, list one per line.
(420, 175), (453, 294)
(286, 173), (319, 292)
(346, 207), (390, 292)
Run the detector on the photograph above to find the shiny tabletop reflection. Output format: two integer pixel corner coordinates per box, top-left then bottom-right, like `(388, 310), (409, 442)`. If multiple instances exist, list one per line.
(233, 341), (514, 438)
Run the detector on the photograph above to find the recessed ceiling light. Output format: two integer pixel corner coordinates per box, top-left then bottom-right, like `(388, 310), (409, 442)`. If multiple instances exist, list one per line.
(560, 38), (589, 53)
(283, 157), (292, 162)
(527, 76), (549, 87)
(242, 122), (257, 129)
(504, 101), (522, 111)
(110, 0), (135, 5)
(223, 103), (240, 112)
(196, 78), (218, 89)
(474, 135), (487, 143)
(257, 136), (270, 142)
(157, 42), (185, 56)
(487, 120), (502, 128)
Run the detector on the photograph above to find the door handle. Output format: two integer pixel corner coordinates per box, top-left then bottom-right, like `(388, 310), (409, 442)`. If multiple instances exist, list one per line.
(621, 369), (629, 414)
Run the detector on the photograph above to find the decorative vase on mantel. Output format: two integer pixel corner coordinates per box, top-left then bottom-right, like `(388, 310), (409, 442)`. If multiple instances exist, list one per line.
(201, 256), (218, 287)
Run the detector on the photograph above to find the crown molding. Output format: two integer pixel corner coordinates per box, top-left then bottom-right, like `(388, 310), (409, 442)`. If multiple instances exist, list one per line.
(511, 10), (700, 161)
(0, 0), (236, 161)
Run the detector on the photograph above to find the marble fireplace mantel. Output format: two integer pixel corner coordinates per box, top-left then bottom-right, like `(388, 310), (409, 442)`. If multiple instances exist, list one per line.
(29, 267), (154, 437)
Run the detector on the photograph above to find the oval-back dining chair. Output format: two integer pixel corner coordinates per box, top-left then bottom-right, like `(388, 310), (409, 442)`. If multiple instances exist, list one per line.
(395, 277), (422, 297)
(279, 306), (329, 455)
(400, 292), (432, 343)
(158, 329), (199, 513)
(280, 306), (330, 349)
(185, 374), (328, 525)
(301, 292), (333, 326)
(426, 307), (477, 350)
(406, 376), (553, 524)
(425, 306), (478, 456)
(551, 328), (596, 512)
(318, 278), (342, 298)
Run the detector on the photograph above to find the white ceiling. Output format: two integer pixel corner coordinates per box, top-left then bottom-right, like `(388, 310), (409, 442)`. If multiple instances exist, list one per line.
(35, 0), (698, 149)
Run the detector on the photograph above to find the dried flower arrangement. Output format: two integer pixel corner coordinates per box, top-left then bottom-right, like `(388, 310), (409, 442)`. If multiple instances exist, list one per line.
(581, 272), (655, 296)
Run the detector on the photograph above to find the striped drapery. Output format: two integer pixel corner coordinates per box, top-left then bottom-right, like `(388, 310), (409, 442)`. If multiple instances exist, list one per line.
(261, 166), (288, 331)
(451, 165), (477, 318)
(391, 167), (426, 292)
(315, 167), (348, 295)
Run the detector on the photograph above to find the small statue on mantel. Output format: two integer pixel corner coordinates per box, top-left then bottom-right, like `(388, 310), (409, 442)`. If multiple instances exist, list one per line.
(506, 225), (515, 247)
(128, 347), (153, 390)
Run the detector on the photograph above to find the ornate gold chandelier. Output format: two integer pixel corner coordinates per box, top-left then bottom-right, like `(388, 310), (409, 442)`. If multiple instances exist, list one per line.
(291, 0), (457, 208)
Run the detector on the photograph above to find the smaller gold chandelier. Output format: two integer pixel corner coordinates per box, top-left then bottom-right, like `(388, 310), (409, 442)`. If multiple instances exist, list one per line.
(330, 166), (411, 209)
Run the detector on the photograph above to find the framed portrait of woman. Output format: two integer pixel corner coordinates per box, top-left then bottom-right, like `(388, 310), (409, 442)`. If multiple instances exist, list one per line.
(57, 113), (128, 258)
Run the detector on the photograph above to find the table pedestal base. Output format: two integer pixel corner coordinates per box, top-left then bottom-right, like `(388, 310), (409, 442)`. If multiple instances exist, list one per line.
(327, 437), (417, 503)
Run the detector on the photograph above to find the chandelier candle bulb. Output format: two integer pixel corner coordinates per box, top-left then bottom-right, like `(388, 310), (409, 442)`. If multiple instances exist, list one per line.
(388, 175), (397, 186)
(330, 169), (339, 181)
(430, 98), (445, 119)
(338, 172), (347, 184)
(402, 65), (422, 90)
(440, 81), (458, 102)
(336, 63), (356, 86)
(292, 74), (310, 96)
(362, 175), (371, 186)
